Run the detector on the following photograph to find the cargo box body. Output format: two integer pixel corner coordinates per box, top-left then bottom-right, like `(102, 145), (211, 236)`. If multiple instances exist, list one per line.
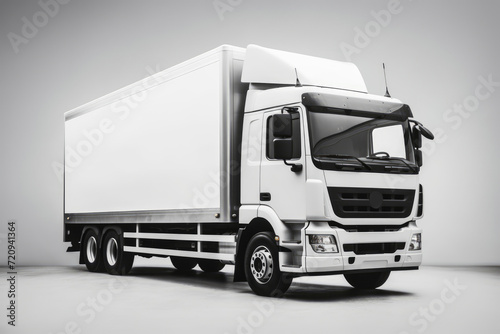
(64, 46), (247, 225)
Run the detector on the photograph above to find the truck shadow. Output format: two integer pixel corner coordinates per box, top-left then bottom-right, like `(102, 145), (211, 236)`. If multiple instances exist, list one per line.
(123, 266), (414, 302)
(283, 281), (413, 302)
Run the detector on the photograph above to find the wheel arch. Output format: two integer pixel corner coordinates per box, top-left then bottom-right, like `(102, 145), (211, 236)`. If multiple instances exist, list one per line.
(234, 218), (275, 282)
(101, 225), (124, 245)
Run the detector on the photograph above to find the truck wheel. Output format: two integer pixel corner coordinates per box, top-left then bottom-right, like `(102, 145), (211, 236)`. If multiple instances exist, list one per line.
(198, 259), (225, 273)
(102, 230), (134, 275)
(170, 257), (197, 271)
(82, 229), (104, 272)
(344, 271), (391, 289)
(244, 232), (292, 297)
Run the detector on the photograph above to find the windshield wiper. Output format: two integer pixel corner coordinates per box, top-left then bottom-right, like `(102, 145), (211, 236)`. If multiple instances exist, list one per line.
(366, 155), (417, 173)
(314, 154), (372, 171)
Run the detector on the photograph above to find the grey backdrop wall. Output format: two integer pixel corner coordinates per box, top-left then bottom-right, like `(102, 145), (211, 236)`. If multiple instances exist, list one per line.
(1, 0), (499, 266)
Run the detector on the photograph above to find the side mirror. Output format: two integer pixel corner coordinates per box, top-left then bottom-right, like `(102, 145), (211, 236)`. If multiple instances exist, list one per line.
(272, 114), (292, 138)
(274, 138), (293, 160)
(414, 149), (423, 167)
(417, 124), (434, 140)
(409, 120), (430, 168)
(409, 120), (434, 140)
(412, 126), (422, 149)
(271, 111), (303, 173)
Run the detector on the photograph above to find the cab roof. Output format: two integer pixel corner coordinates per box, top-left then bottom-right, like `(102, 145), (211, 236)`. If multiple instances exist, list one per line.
(241, 44), (368, 93)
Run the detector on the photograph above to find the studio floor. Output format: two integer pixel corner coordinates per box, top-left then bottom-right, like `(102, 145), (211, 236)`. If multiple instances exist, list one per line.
(1, 261), (498, 334)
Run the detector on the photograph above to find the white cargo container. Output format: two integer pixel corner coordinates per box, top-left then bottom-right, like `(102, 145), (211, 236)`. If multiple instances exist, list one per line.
(64, 45), (434, 296)
(65, 46), (246, 222)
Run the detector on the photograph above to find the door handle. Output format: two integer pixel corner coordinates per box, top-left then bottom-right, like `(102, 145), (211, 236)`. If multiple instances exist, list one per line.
(260, 193), (271, 201)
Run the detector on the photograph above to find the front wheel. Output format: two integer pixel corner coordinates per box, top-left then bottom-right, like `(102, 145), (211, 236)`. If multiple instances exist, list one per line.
(102, 230), (134, 275)
(244, 232), (292, 297)
(344, 271), (391, 289)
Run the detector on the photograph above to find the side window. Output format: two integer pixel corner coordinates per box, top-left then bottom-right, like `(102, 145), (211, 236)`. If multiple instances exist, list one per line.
(372, 124), (406, 158)
(266, 112), (301, 160)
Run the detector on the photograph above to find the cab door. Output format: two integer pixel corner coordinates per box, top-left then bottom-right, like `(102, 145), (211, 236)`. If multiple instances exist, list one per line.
(260, 107), (306, 221)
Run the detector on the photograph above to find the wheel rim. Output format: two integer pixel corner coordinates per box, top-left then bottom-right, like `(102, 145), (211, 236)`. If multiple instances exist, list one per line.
(250, 245), (273, 284)
(106, 237), (118, 266)
(86, 236), (98, 263)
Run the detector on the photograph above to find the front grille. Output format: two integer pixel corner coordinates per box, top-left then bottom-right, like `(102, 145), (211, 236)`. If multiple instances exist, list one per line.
(328, 187), (416, 218)
(343, 242), (405, 255)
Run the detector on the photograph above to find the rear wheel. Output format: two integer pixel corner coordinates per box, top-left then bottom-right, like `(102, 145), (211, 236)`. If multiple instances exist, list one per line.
(244, 232), (292, 297)
(170, 257), (197, 271)
(102, 230), (134, 275)
(198, 259), (225, 273)
(344, 271), (391, 289)
(82, 229), (104, 272)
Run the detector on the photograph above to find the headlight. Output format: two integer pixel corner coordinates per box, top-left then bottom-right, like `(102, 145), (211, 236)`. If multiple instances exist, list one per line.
(409, 233), (422, 251)
(309, 234), (339, 253)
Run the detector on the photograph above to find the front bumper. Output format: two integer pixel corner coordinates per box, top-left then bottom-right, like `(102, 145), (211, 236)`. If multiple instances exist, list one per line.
(280, 221), (422, 274)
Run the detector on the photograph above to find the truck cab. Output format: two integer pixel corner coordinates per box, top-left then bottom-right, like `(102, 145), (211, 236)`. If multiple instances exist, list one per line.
(237, 45), (432, 295)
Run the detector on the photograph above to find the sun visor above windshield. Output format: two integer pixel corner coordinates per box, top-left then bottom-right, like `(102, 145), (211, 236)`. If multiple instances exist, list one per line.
(241, 45), (368, 93)
(302, 92), (413, 121)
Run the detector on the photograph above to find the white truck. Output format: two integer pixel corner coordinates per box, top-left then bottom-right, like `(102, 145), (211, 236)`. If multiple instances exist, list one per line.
(63, 45), (434, 296)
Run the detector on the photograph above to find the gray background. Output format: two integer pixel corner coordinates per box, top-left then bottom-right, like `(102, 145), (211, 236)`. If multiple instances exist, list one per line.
(0, 0), (499, 266)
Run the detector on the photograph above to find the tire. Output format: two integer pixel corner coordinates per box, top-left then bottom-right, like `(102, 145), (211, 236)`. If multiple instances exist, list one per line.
(198, 259), (225, 273)
(82, 229), (105, 272)
(244, 232), (292, 297)
(344, 271), (391, 289)
(102, 230), (134, 275)
(170, 256), (197, 271)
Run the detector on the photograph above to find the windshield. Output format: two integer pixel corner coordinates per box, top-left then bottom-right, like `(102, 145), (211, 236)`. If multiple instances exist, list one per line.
(307, 110), (416, 171)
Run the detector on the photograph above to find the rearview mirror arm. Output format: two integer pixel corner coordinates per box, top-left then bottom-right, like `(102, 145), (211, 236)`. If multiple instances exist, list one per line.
(283, 160), (303, 173)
